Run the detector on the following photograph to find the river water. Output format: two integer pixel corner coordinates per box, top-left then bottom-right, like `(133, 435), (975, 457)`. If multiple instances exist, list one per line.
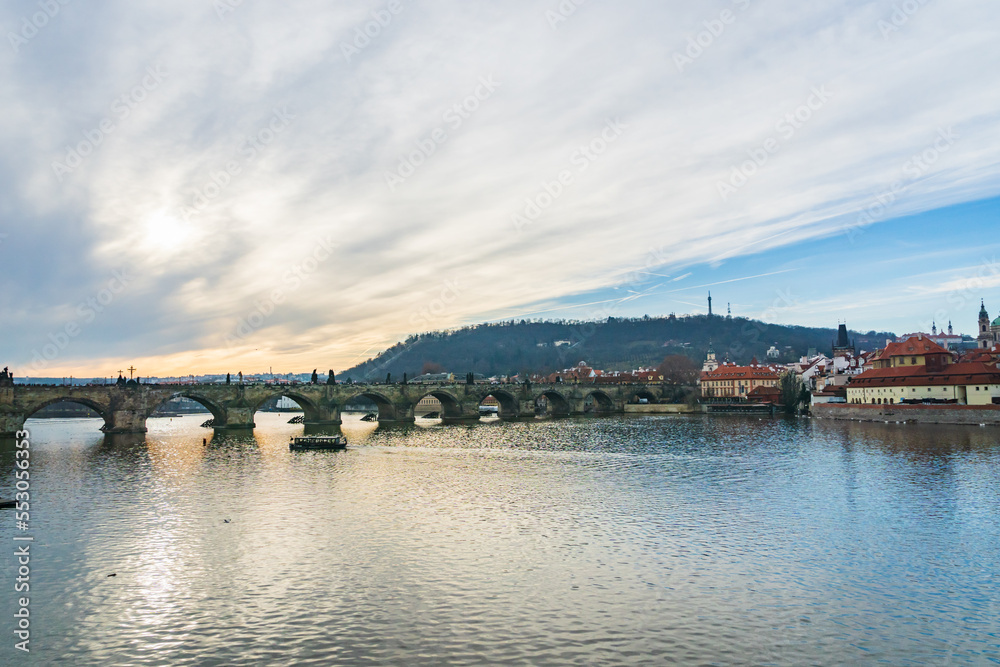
(1, 413), (999, 665)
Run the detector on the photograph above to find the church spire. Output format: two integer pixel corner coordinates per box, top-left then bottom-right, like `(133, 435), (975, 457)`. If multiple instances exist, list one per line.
(979, 300), (993, 349)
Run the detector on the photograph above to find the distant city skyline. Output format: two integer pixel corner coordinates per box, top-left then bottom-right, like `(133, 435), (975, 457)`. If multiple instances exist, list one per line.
(2, 1), (999, 376)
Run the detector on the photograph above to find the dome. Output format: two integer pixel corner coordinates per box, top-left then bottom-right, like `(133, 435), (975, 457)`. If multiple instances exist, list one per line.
(993, 316), (1000, 327)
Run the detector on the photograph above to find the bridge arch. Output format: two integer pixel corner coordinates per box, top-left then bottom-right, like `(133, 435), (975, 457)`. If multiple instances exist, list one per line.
(414, 389), (464, 420)
(23, 397), (111, 429)
(584, 389), (615, 413)
(534, 389), (571, 417)
(344, 390), (400, 421)
(148, 392), (227, 424)
(478, 388), (520, 420)
(627, 387), (659, 404)
(253, 390), (323, 422)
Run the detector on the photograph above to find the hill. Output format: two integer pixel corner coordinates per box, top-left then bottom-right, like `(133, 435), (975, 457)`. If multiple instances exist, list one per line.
(339, 315), (894, 382)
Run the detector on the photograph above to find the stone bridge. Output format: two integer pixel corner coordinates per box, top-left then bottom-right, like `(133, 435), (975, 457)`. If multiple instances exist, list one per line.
(0, 381), (674, 436)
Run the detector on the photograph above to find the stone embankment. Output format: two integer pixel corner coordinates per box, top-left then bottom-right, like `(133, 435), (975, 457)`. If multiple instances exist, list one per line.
(812, 403), (1000, 426)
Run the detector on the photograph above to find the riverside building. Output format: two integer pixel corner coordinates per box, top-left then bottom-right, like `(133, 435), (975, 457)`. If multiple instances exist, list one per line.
(847, 334), (1000, 406)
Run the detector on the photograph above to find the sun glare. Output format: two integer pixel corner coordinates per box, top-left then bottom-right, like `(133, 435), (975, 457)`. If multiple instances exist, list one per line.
(140, 211), (192, 256)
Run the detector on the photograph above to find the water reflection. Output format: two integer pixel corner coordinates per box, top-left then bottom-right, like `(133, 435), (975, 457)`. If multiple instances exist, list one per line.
(3, 414), (999, 665)
(822, 419), (998, 456)
(301, 423), (345, 437)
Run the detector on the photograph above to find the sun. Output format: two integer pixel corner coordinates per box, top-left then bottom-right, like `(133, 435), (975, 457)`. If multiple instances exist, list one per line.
(140, 210), (193, 256)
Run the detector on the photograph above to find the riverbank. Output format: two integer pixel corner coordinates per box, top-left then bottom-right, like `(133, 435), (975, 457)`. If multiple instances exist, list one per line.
(812, 403), (1000, 426)
(623, 403), (698, 414)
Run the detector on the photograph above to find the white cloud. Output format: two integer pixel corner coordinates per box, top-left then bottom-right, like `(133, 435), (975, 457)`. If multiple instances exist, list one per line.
(2, 0), (1000, 374)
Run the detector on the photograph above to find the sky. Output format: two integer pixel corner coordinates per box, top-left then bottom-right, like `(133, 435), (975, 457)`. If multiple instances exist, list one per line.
(1, 0), (999, 378)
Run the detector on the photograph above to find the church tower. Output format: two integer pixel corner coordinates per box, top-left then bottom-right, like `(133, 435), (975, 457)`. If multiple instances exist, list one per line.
(979, 300), (992, 349)
(702, 341), (719, 372)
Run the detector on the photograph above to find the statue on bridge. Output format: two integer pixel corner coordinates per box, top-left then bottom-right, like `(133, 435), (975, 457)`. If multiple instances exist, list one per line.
(311, 369), (319, 385)
(0, 367), (12, 387)
(116, 373), (126, 388)
(226, 373), (231, 385)
(327, 370), (336, 385)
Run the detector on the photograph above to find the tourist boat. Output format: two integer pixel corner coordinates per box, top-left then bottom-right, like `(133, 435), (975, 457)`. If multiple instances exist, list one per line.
(289, 435), (348, 451)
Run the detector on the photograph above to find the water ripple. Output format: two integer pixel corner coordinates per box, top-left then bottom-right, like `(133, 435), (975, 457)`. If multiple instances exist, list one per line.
(1, 414), (998, 665)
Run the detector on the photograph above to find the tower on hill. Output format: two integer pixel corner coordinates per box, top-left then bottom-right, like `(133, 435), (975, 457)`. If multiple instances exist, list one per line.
(708, 292), (713, 317)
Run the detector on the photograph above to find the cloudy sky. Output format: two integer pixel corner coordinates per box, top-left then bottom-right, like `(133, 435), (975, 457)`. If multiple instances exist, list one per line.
(2, 0), (999, 377)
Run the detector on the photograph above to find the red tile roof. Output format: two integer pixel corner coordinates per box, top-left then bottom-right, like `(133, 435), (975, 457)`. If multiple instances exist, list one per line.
(881, 336), (949, 358)
(747, 385), (781, 396)
(850, 361), (1000, 388)
(701, 364), (780, 381)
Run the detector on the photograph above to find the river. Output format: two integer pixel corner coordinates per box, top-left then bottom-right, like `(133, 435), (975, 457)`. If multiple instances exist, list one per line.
(2, 413), (999, 665)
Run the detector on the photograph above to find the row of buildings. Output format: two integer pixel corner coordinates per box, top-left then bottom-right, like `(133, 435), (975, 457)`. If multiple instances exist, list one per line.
(413, 299), (1000, 409)
(699, 302), (1000, 408)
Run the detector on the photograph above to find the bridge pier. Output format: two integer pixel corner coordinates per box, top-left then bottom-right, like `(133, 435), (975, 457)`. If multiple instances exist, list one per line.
(601, 400), (627, 416)
(440, 402), (482, 425)
(304, 404), (342, 426)
(496, 399), (536, 421)
(538, 395), (571, 418)
(215, 406), (256, 431)
(102, 409), (148, 434)
(378, 403), (415, 424)
(0, 411), (26, 437)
